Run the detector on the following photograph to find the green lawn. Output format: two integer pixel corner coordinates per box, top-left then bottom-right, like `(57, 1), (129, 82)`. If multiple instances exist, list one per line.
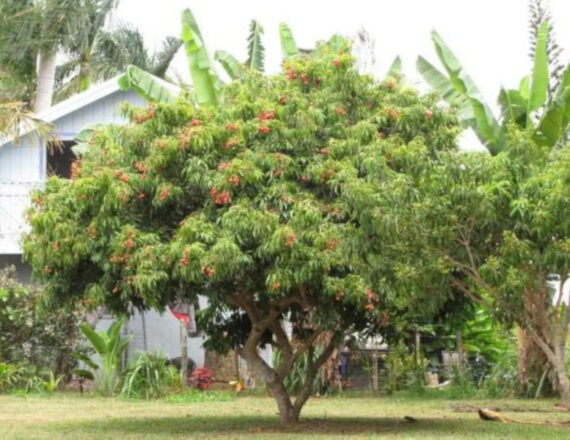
(0, 392), (569, 439)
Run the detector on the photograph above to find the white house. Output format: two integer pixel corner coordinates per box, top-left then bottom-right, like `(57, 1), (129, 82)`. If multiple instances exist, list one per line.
(0, 76), (210, 367)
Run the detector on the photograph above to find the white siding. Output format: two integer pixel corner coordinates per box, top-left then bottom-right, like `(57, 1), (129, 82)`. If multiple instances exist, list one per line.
(54, 90), (145, 139)
(0, 88), (145, 254)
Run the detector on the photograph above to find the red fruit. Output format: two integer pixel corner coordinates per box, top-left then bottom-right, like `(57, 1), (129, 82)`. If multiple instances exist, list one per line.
(227, 123), (238, 132)
(300, 175), (309, 183)
(125, 237), (135, 249)
(218, 162), (231, 172)
(285, 233), (297, 248)
(180, 257), (189, 266)
(228, 174), (240, 186)
(273, 169), (282, 177)
(271, 281), (282, 290)
(259, 110), (276, 121)
(336, 108), (346, 116)
(210, 188), (231, 205)
(327, 238), (338, 250)
(158, 187), (170, 201)
(224, 138), (238, 150)
(279, 95), (287, 105)
(113, 285), (120, 294)
(332, 59), (341, 68)
(258, 125), (271, 134)
(424, 109), (434, 120)
(34, 196), (43, 205)
(134, 161), (147, 174)
(286, 69), (297, 80)
(300, 72), (309, 85)
(137, 192), (146, 200)
(365, 303), (375, 311)
(387, 108), (400, 120)
(319, 148), (329, 155)
(387, 81), (397, 90)
(190, 118), (202, 126)
(202, 266), (215, 277)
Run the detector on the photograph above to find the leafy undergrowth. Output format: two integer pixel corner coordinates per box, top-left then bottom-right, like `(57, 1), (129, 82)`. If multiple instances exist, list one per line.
(0, 392), (569, 439)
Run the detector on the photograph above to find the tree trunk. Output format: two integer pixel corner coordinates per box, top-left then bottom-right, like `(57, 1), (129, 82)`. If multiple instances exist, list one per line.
(267, 379), (297, 424)
(517, 327), (549, 395)
(35, 49), (57, 113)
(553, 354), (570, 408)
(180, 322), (188, 389)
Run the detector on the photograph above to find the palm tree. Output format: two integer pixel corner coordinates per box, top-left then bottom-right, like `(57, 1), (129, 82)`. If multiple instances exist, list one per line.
(55, 22), (182, 101)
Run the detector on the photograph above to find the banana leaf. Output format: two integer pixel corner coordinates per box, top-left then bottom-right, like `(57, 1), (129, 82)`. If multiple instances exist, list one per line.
(181, 8), (218, 107)
(387, 56), (402, 78)
(279, 23), (299, 59)
(118, 65), (175, 103)
(527, 21), (549, 114)
(214, 50), (246, 80)
(247, 20), (264, 72)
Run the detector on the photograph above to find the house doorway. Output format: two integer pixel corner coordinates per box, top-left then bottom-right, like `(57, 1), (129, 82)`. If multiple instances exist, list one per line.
(47, 141), (77, 178)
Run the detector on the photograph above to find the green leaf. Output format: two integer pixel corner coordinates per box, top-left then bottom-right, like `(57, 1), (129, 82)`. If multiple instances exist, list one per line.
(279, 23), (299, 60)
(387, 56), (402, 78)
(214, 50), (245, 81)
(246, 20), (264, 72)
(72, 369), (95, 380)
(534, 86), (570, 146)
(469, 96), (504, 154)
(431, 31), (484, 99)
(181, 8), (219, 107)
(79, 323), (107, 356)
(72, 123), (106, 157)
(118, 65), (176, 103)
(427, 31), (502, 154)
(71, 352), (98, 370)
(498, 88), (527, 127)
(527, 21), (549, 114)
(416, 56), (474, 125)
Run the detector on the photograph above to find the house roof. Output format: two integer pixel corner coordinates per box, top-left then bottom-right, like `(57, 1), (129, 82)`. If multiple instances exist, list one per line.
(0, 74), (180, 147)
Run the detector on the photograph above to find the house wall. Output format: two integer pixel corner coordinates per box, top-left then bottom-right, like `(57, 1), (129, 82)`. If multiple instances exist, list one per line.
(0, 89), (145, 255)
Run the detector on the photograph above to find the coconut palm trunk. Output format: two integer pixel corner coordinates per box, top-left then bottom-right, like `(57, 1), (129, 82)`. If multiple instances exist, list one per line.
(35, 49), (57, 112)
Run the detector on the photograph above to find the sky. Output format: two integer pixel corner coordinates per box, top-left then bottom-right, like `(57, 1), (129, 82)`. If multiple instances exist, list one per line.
(113, 0), (570, 150)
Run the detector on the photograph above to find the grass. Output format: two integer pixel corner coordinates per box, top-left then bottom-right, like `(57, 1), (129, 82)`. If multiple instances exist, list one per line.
(0, 391), (569, 439)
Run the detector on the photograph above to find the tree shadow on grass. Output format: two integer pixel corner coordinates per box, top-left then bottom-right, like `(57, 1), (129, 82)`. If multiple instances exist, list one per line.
(50, 414), (566, 438)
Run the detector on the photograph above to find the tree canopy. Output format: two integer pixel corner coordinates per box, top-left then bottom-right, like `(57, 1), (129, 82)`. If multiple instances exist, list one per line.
(24, 36), (459, 422)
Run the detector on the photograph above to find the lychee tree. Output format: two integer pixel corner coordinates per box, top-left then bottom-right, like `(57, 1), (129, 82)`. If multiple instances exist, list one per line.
(23, 37), (458, 423)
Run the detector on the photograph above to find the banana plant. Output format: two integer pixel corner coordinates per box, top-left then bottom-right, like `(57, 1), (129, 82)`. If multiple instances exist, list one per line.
(214, 19), (267, 81)
(417, 22), (570, 154)
(75, 318), (132, 396)
(118, 65), (176, 104)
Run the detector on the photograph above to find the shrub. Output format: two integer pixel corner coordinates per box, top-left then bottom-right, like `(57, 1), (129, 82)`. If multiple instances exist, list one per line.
(190, 367), (213, 390)
(121, 352), (178, 399)
(0, 267), (83, 375)
(0, 362), (27, 393)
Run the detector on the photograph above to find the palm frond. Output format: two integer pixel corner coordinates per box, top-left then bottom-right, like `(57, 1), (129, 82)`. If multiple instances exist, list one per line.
(150, 37), (183, 78)
(0, 101), (55, 144)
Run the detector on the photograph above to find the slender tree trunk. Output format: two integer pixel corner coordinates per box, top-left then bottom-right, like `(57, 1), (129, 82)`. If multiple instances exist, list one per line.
(35, 50), (57, 113)
(554, 358), (570, 407)
(180, 322), (188, 389)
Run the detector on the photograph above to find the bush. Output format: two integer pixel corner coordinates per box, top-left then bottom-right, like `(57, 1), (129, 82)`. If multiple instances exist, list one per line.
(121, 352), (178, 399)
(385, 343), (426, 394)
(190, 367), (214, 390)
(0, 266), (83, 376)
(0, 362), (27, 393)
